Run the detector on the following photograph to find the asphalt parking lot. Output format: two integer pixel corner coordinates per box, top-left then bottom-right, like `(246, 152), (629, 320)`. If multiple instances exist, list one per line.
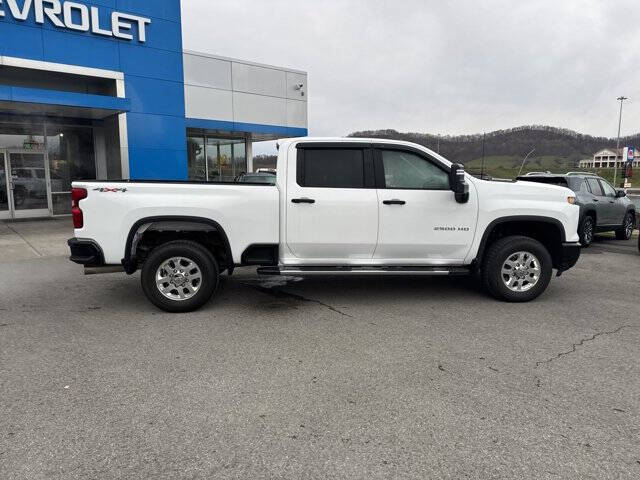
(1, 221), (640, 479)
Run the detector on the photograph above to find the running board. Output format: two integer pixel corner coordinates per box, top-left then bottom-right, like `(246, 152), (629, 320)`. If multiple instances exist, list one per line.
(257, 266), (471, 276)
(84, 265), (126, 275)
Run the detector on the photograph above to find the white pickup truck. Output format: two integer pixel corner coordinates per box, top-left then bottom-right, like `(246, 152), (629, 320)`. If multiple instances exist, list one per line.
(68, 138), (581, 312)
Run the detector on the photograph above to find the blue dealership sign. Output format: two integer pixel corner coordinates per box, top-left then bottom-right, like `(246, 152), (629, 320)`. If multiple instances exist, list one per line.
(0, 0), (187, 180)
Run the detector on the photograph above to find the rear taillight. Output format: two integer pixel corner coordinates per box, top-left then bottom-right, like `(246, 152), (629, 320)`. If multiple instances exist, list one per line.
(71, 188), (88, 228)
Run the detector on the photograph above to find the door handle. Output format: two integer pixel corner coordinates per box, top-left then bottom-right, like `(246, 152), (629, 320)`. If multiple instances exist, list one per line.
(592, 198), (599, 202)
(291, 197), (315, 204)
(383, 199), (406, 205)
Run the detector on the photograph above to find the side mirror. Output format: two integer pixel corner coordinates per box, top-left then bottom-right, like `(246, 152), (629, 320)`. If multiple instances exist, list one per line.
(616, 189), (627, 198)
(449, 163), (469, 204)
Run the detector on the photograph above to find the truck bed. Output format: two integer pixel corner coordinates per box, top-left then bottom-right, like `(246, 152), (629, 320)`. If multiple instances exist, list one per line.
(72, 180), (279, 265)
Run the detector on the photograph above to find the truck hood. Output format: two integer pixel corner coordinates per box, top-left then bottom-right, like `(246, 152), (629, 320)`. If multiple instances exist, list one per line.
(470, 177), (574, 202)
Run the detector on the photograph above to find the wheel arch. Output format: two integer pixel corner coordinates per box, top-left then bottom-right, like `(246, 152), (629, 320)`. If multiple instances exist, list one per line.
(122, 216), (233, 274)
(582, 208), (597, 224)
(475, 216), (567, 269)
(626, 207), (636, 223)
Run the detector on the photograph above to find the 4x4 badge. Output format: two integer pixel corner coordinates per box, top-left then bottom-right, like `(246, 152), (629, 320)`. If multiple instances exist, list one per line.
(93, 188), (127, 193)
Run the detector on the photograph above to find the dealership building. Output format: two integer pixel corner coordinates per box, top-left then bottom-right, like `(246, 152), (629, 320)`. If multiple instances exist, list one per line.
(0, 0), (308, 219)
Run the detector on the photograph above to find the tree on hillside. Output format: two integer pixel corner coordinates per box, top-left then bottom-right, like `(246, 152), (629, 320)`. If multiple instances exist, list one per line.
(348, 125), (638, 165)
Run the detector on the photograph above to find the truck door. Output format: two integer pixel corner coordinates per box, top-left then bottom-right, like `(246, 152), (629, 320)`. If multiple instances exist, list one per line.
(373, 147), (478, 264)
(285, 144), (379, 261)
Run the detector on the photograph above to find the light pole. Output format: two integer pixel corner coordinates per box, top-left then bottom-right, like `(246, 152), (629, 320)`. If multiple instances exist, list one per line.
(480, 132), (486, 178)
(517, 148), (536, 177)
(614, 96), (628, 187)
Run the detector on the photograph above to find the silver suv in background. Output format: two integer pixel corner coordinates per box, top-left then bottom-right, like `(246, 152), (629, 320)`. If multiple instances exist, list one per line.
(518, 173), (636, 247)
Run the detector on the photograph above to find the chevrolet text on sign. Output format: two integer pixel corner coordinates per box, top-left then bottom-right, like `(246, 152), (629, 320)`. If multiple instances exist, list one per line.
(0, 0), (151, 42)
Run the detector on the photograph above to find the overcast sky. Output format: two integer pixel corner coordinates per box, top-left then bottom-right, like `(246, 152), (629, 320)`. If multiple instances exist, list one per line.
(182, 0), (640, 141)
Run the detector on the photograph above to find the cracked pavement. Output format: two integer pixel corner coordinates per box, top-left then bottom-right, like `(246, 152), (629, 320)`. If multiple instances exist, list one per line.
(1, 232), (640, 479)
(535, 324), (636, 368)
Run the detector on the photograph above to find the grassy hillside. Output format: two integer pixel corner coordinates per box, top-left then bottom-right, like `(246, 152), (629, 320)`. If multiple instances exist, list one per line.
(348, 125), (639, 185)
(463, 155), (621, 183)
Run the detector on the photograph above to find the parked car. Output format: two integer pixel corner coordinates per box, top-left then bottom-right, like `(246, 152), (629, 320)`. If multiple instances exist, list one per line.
(630, 189), (640, 254)
(235, 172), (277, 185)
(517, 173), (636, 247)
(68, 137), (581, 312)
(625, 188), (640, 215)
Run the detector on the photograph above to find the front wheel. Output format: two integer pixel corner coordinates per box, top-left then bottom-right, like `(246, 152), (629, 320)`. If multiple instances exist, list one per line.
(615, 212), (635, 240)
(141, 240), (219, 312)
(481, 236), (553, 302)
(578, 215), (595, 247)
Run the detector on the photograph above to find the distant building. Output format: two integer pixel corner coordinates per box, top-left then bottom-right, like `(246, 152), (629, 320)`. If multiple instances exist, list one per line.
(579, 148), (640, 169)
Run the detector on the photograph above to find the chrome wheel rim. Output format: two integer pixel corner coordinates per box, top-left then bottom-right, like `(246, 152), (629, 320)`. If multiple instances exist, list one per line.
(501, 251), (541, 292)
(584, 219), (594, 244)
(156, 257), (202, 301)
(625, 215), (633, 237)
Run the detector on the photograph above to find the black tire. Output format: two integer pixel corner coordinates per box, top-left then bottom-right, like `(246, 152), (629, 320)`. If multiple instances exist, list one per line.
(141, 240), (219, 313)
(481, 236), (553, 302)
(578, 215), (595, 247)
(615, 212), (635, 240)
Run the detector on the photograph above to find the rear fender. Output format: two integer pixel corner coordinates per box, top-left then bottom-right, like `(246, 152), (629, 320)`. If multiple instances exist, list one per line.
(122, 216), (232, 274)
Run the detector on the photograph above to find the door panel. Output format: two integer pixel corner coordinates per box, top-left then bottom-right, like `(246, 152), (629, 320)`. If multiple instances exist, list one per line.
(374, 149), (478, 264)
(285, 147), (379, 261)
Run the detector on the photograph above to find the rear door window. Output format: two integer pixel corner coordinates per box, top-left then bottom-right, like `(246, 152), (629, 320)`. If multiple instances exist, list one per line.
(298, 148), (367, 188)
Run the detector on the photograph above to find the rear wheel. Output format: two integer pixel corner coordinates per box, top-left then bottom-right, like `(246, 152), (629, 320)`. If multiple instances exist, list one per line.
(615, 212), (635, 240)
(481, 236), (553, 302)
(141, 240), (219, 312)
(579, 215), (595, 247)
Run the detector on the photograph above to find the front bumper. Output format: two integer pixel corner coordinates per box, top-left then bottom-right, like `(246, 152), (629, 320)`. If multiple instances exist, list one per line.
(68, 238), (104, 266)
(557, 241), (581, 272)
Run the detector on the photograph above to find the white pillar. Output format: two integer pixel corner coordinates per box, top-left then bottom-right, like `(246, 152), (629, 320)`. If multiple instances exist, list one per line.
(116, 79), (129, 179)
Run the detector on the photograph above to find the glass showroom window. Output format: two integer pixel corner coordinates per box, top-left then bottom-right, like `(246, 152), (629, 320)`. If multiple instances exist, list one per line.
(0, 121), (48, 216)
(46, 124), (96, 215)
(187, 135), (206, 181)
(188, 134), (247, 182)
